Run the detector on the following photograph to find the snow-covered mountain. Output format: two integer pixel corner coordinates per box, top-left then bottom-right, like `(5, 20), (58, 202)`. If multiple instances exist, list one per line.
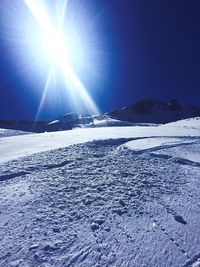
(1, 99), (199, 133)
(108, 98), (200, 123)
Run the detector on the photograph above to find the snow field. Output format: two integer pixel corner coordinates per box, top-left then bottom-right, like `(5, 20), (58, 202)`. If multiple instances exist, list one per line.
(0, 118), (200, 266)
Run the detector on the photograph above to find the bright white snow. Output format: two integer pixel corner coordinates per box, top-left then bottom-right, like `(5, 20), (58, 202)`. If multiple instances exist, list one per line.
(86, 118), (157, 128)
(121, 137), (196, 151)
(86, 118), (136, 127)
(0, 117), (200, 164)
(0, 117), (200, 266)
(0, 128), (31, 138)
(162, 116), (200, 130)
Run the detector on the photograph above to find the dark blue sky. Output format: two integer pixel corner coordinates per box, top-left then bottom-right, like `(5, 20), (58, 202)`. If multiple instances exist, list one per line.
(0, 0), (200, 120)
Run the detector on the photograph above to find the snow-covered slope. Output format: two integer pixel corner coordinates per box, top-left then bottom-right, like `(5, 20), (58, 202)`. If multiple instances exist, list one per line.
(109, 98), (200, 124)
(0, 117), (200, 266)
(0, 117), (199, 164)
(122, 137), (196, 152)
(86, 118), (136, 127)
(161, 116), (200, 129)
(86, 118), (157, 128)
(0, 128), (31, 138)
(122, 137), (200, 164)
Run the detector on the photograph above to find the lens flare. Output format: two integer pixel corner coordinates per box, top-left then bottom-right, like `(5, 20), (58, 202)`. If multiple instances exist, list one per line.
(43, 33), (68, 64)
(22, 0), (100, 117)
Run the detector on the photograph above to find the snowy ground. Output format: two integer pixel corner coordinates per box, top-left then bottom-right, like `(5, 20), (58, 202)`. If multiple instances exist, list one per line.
(0, 128), (31, 138)
(0, 118), (200, 266)
(85, 118), (155, 127)
(0, 118), (200, 164)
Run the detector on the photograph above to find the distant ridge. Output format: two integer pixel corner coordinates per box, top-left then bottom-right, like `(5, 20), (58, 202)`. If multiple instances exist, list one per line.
(1, 98), (200, 132)
(108, 98), (200, 124)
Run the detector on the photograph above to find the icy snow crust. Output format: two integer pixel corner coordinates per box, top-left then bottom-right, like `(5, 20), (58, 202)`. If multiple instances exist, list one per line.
(0, 117), (200, 266)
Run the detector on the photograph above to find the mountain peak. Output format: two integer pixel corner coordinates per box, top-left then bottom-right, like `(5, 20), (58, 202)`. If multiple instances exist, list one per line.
(109, 98), (200, 123)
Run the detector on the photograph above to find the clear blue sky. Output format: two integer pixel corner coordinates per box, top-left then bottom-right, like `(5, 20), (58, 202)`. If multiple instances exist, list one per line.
(0, 0), (200, 120)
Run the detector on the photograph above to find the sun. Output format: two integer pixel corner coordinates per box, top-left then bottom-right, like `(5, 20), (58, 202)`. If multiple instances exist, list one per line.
(23, 0), (99, 117)
(43, 32), (68, 65)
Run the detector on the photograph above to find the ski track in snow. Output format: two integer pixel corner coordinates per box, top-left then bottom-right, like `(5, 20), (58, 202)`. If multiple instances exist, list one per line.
(0, 138), (200, 266)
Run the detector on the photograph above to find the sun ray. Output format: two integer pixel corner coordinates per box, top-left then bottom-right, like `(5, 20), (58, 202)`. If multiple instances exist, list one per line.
(35, 67), (54, 121)
(58, 0), (68, 33)
(23, 0), (99, 117)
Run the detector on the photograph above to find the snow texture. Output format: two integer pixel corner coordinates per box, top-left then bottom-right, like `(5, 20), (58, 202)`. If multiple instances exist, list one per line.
(0, 117), (200, 164)
(0, 128), (31, 138)
(0, 117), (200, 266)
(121, 137), (196, 152)
(86, 118), (136, 127)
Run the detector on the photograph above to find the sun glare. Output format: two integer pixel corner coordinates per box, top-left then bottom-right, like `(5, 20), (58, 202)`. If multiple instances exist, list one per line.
(22, 0), (100, 117)
(43, 32), (68, 64)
